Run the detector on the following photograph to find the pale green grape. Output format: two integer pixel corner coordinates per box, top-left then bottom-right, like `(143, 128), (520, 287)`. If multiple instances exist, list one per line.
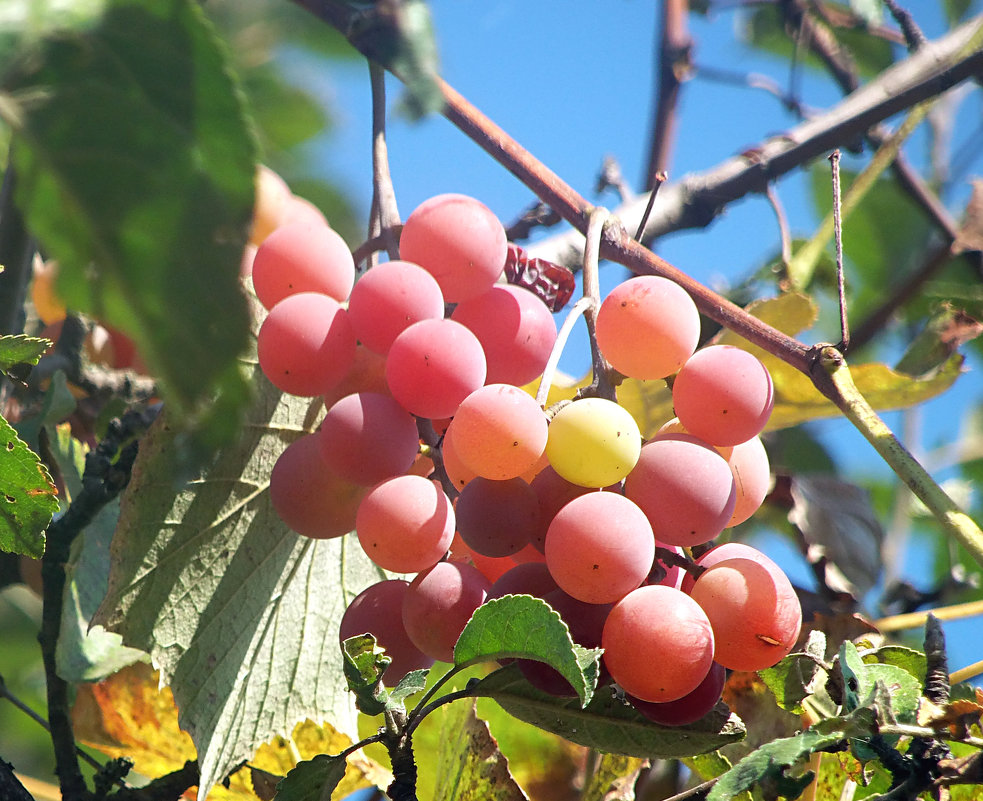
(545, 398), (641, 488)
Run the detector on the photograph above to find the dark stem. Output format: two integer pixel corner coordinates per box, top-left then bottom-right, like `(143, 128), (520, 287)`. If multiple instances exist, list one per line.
(634, 171), (667, 242)
(0, 160), (35, 339)
(923, 613), (950, 705)
(0, 760), (34, 801)
(643, 0), (692, 188)
(882, 0), (927, 51)
(106, 761), (200, 801)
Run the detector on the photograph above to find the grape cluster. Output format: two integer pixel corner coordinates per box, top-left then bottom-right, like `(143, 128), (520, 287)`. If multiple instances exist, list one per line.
(250, 185), (802, 727)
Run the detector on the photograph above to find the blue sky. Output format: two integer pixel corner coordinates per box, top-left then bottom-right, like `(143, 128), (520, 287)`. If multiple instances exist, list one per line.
(288, 1), (983, 676)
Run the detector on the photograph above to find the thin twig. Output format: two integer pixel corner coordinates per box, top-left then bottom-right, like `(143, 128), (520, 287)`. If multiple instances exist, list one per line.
(634, 172), (667, 242)
(367, 62), (401, 266)
(882, 0), (927, 51)
(829, 150), (850, 351)
(694, 64), (808, 116)
(579, 208), (617, 402)
(764, 182), (792, 271)
(950, 658), (983, 685)
(536, 297), (594, 408)
(874, 598), (983, 632)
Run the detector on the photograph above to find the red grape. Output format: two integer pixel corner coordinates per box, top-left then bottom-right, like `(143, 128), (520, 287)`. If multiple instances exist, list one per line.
(356, 475), (455, 573)
(455, 477), (539, 557)
(628, 662), (726, 726)
(318, 392), (420, 486)
(545, 492), (654, 604)
(451, 284), (557, 386)
(340, 580), (434, 685)
(269, 434), (366, 539)
(672, 345), (774, 446)
(402, 560), (492, 662)
(399, 193), (507, 303)
(602, 585), (715, 703)
(624, 436), (736, 547)
(347, 260), (445, 355)
(690, 557), (802, 671)
(726, 436), (771, 527)
(445, 384), (548, 480)
(257, 292), (355, 397)
(386, 318), (487, 418)
(251, 221), (355, 309)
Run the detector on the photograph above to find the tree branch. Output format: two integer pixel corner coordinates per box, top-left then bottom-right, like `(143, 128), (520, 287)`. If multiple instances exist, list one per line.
(526, 15), (983, 263)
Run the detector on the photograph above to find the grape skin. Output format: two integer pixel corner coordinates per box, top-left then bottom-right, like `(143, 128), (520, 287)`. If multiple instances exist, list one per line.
(690, 557), (802, 671)
(628, 661), (726, 726)
(402, 560), (492, 663)
(455, 477), (539, 557)
(602, 584), (715, 703)
(595, 276), (700, 380)
(385, 318), (487, 419)
(399, 193), (507, 303)
(545, 492), (654, 604)
(545, 398), (642, 488)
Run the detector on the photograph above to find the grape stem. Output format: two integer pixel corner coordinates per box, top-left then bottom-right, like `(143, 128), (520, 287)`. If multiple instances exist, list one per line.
(367, 62), (401, 266)
(535, 296), (594, 408)
(577, 207), (618, 403)
(810, 347), (983, 569)
(873, 598), (983, 633)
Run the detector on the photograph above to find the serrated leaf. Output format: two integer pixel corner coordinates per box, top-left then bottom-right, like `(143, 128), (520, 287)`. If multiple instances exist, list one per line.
(473, 663), (745, 759)
(861, 645), (926, 685)
(342, 634), (391, 717)
(275, 754), (348, 801)
(706, 728), (846, 801)
(0, 333), (50, 377)
(390, 669), (429, 705)
(0, 412), (57, 558)
(92, 311), (389, 800)
(2, 0), (255, 452)
(454, 595), (600, 707)
(433, 699), (529, 801)
(760, 653), (828, 715)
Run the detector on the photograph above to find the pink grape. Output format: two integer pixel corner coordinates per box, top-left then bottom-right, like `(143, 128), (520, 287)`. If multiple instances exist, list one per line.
(545, 492), (654, 604)
(602, 585), (715, 703)
(595, 276), (701, 379)
(257, 292), (355, 397)
(672, 345), (774, 446)
(251, 222), (355, 309)
(682, 541), (781, 594)
(726, 436), (771, 527)
(318, 392), (420, 486)
(402, 560), (492, 662)
(451, 284), (557, 386)
(690, 557), (802, 671)
(386, 318), (487, 419)
(624, 436), (736, 547)
(339, 580), (434, 685)
(347, 260), (445, 355)
(440, 424), (478, 492)
(399, 193), (507, 303)
(628, 662), (726, 726)
(528, 466), (596, 553)
(445, 384), (548, 480)
(455, 477), (539, 557)
(269, 434), (366, 539)
(356, 475), (455, 573)
(448, 532), (516, 583)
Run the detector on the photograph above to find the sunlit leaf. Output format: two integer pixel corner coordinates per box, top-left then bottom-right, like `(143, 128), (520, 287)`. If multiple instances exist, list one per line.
(580, 752), (646, 801)
(454, 595), (600, 707)
(73, 663), (383, 801)
(0, 333), (49, 377)
(2, 0), (255, 453)
(0, 412), (57, 558)
(93, 295), (389, 800)
(433, 699), (529, 801)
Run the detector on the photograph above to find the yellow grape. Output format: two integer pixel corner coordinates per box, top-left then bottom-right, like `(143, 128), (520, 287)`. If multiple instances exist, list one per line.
(545, 398), (641, 488)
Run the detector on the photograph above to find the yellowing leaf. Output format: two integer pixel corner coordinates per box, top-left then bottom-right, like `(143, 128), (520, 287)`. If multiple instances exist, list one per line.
(72, 663), (385, 800)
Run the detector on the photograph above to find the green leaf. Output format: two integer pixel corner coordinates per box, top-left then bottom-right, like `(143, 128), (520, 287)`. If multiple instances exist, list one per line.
(760, 652), (828, 715)
(348, 0), (443, 118)
(433, 699), (529, 801)
(390, 669), (429, 706)
(92, 302), (389, 800)
(0, 0), (105, 70)
(837, 641), (922, 724)
(895, 306), (983, 377)
(0, 333), (50, 378)
(342, 634), (391, 717)
(275, 753), (348, 801)
(13, 369), (76, 450)
(581, 752), (646, 801)
(861, 645), (927, 685)
(0, 412), (57, 558)
(706, 728), (846, 801)
(473, 663), (745, 759)
(454, 594), (600, 707)
(2, 0), (256, 452)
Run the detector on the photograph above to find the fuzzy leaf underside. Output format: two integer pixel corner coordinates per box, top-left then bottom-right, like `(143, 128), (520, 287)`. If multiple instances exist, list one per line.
(93, 337), (387, 800)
